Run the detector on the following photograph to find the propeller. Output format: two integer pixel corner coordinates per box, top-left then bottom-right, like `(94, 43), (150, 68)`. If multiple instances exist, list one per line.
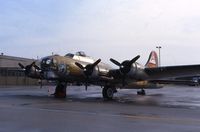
(75, 59), (101, 90)
(18, 62), (41, 75)
(18, 62), (36, 75)
(110, 55), (140, 86)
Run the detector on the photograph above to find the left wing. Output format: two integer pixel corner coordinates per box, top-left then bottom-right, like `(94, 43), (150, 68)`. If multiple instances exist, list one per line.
(145, 65), (200, 80)
(149, 79), (197, 85)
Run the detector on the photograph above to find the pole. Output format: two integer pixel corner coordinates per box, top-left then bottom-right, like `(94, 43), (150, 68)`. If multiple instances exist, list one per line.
(156, 46), (162, 66)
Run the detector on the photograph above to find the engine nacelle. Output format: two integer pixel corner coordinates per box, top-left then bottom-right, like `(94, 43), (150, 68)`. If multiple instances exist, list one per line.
(127, 63), (148, 80)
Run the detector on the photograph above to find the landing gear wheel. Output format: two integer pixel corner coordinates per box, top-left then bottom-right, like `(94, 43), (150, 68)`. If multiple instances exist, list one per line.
(137, 89), (146, 95)
(102, 87), (114, 100)
(54, 82), (67, 98)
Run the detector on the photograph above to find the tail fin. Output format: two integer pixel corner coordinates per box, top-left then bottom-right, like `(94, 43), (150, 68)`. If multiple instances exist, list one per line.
(145, 51), (158, 68)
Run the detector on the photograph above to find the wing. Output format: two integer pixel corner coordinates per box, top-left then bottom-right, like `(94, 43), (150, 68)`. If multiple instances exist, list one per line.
(145, 65), (200, 80)
(149, 79), (197, 85)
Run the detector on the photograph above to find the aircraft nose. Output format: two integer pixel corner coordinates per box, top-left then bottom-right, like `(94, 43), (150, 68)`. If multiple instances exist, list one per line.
(41, 57), (58, 71)
(43, 71), (58, 80)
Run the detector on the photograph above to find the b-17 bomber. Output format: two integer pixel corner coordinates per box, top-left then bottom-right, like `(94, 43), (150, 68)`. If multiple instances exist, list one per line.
(18, 51), (200, 100)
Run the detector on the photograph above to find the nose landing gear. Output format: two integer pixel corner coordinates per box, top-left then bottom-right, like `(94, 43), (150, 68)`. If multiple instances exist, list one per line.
(137, 89), (146, 95)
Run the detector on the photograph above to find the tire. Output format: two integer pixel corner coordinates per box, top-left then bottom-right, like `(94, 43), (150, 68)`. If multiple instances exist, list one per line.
(54, 83), (67, 98)
(137, 89), (146, 95)
(102, 87), (114, 100)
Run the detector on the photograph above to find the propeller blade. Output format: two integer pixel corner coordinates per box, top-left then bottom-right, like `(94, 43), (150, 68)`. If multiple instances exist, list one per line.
(110, 58), (121, 66)
(122, 76), (126, 87)
(75, 62), (85, 70)
(18, 63), (25, 69)
(40, 80), (43, 89)
(129, 55), (140, 65)
(85, 80), (88, 91)
(92, 59), (101, 67)
(26, 62), (35, 70)
(34, 65), (41, 70)
(31, 61), (36, 66)
(84, 76), (89, 91)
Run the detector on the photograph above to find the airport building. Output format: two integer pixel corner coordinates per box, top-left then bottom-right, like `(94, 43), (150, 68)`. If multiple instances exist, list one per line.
(0, 53), (39, 86)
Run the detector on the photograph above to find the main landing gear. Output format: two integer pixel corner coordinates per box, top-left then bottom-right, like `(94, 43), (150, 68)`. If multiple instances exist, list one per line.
(54, 82), (67, 98)
(102, 86), (117, 100)
(137, 89), (146, 95)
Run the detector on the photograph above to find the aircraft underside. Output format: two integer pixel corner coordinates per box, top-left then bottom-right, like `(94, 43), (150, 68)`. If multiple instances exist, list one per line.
(53, 81), (151, 100)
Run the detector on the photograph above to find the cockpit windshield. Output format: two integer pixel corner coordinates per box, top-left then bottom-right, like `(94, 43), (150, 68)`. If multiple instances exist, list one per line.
(65, 53), (74, 58)
(75, 51), (87, 57)
(41, 57), (57, 70)
(65, 51), (88, 58)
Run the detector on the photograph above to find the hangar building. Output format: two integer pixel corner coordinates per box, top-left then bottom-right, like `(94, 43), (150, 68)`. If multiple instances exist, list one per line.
(0, 53), (39, 86)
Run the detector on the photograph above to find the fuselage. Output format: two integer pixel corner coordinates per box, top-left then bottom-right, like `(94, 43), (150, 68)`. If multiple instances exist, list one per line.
(38, 52), (160, 89)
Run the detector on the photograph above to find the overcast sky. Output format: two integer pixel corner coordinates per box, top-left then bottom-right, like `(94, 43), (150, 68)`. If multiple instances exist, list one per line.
(1, 0), (200, 66)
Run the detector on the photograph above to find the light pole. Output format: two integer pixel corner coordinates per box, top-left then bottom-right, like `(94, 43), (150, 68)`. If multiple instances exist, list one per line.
(156, 46), (162, 66)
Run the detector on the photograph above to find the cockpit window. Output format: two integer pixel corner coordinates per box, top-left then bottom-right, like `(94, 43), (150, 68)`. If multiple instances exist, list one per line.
(65, 51), (88, 58)
(46, 59), (52, 65)
(65, 53), (74, 58)
(41, 57), (57, 70)
(75, 51), (87, 57)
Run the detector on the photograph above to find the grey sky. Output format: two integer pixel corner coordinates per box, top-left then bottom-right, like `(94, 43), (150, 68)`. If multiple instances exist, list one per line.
(1, 0), (200, 66)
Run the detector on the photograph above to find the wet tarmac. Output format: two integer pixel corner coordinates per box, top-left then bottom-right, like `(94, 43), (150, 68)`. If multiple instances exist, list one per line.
(0, 85), (200, 132)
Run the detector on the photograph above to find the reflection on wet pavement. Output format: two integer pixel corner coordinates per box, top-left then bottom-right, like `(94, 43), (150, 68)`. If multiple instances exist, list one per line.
(1, 85), (200, 109)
